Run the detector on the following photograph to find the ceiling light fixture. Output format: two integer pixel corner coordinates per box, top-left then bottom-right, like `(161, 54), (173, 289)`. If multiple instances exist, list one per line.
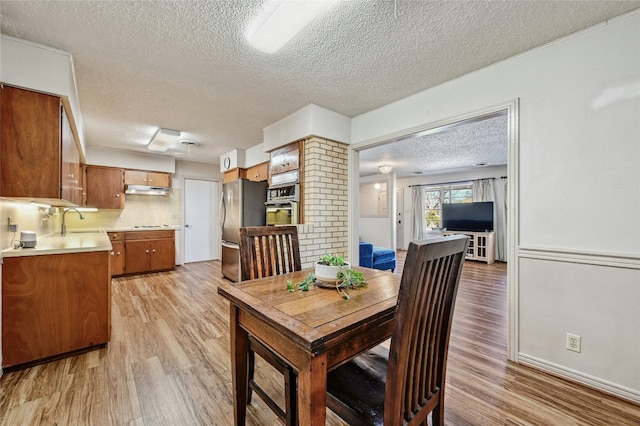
(246, 0), (338, 54)
(378, 165), (392, 174)
(148, 128), (181, 152)
(180, 140), (199, 156)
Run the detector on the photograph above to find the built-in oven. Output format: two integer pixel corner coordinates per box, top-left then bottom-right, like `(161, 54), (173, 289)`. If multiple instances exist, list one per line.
(266, 171), (300, 225)
(266, 201), (299, 226)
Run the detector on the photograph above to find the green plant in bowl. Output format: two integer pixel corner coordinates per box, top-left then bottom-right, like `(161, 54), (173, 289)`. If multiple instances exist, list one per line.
(318, 253), (346, 266)
(315, 253), (351, 284)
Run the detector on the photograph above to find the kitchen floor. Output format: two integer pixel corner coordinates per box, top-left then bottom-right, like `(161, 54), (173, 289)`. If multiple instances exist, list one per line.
(1, 260), (639, 425)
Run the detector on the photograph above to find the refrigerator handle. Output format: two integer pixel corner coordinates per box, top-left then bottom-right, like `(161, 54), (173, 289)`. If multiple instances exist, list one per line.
(220, 191), (226, 231)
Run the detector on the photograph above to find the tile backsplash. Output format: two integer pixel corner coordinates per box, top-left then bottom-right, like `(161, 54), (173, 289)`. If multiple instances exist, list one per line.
(0, 189), (182, 251)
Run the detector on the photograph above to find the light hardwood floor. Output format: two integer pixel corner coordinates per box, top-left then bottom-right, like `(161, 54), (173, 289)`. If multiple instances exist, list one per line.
(1, 255), (639, 425)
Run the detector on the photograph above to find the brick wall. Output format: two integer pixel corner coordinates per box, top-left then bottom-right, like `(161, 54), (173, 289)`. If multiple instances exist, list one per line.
(297, 137), (349, 267)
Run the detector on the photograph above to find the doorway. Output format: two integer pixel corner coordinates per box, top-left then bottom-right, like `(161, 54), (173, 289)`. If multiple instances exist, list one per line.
(349, 99), (518, 360)
(184, 179), (220, 263)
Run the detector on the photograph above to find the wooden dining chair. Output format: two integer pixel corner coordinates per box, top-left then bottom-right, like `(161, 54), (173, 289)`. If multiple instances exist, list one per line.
(326, 235), (469, 426)
(238, 226), (301, 425)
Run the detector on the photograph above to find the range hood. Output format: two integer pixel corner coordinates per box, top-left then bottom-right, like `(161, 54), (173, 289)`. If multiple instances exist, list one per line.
(124, 184), (171, 196)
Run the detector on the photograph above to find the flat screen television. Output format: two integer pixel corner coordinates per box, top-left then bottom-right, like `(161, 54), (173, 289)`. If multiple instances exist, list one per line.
(442, 201), (494, 232)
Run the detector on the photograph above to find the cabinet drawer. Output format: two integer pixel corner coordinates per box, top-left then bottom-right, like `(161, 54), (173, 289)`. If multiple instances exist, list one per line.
(108, 232), (124, 241)
(125, 230), (174, 240)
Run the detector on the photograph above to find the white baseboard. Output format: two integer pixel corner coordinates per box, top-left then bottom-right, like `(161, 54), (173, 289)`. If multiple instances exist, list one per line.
(518, 353), (640, 404)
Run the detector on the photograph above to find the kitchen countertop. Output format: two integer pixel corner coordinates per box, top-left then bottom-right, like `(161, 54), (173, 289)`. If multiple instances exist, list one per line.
(71, 225), (181, 233)
(1, 231), (113, 258)
(1, 226), (180, 258)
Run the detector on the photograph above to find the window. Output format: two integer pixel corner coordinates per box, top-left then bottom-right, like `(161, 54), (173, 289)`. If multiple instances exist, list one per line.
(423, 184), (472, 229)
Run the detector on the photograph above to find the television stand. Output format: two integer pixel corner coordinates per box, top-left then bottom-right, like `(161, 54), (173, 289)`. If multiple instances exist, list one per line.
(442, 230), (495, 264)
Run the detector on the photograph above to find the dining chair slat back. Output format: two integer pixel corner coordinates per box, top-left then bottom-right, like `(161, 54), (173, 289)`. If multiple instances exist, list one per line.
(240, 226), (301, 280)
(238, 226), (301, 425)
(327, 235), (469, 426)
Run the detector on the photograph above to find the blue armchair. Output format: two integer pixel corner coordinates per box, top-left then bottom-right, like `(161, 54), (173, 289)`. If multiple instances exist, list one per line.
(359, 242), (396, 272)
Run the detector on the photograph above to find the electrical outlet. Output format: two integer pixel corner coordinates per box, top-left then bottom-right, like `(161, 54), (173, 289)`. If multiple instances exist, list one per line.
(8, 217), (17, 232)
(566, 333), (581, 353)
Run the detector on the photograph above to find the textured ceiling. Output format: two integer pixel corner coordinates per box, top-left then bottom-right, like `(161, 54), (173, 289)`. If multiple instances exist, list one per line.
(359, 112), (508, 177)
(1, 1), (638, 167)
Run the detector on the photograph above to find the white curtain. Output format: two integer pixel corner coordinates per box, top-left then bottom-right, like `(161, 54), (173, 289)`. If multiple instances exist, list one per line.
(473, 178), (507, 262)
(411, 186), (426, 241)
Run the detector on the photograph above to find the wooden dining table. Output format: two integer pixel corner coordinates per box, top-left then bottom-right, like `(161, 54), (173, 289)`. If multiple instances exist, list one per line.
(217, 266), (401, 425)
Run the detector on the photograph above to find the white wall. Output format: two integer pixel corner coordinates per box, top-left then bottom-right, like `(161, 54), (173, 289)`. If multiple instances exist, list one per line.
(174, 160), (220, 187)
(1, 35), (86, 154)
(350, 11), (640, 402)
(86, 146), (176, 174)
(263, 104), (351, 151)
(359, 173), (395, 248)
(244, 143), (270, 167)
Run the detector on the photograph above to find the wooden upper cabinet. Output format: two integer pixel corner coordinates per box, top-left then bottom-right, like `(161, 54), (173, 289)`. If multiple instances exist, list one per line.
(246, 162), (269, 182)
(223, 169), (243, 184)
(84, 166), (125, 209)
(124, 170), (171, 187)
(61, 108), (83, 205)
(0, 85), (63, 199)
(270, 143), (300, 176)
(123, 170), (147, 185)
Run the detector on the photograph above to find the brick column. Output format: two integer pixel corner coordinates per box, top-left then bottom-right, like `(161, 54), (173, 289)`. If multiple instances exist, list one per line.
(297, 137), (349, 267)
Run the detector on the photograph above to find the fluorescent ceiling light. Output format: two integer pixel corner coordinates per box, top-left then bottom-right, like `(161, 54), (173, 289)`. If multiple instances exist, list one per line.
(246, 0), (338, 54)
(148, 128), (181, 152)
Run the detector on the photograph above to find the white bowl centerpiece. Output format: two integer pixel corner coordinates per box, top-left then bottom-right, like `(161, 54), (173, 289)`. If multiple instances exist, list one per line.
(314, 253), (350, 284)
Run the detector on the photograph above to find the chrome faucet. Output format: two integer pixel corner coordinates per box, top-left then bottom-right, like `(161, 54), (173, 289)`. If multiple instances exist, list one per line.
(61, 208), (85, 235)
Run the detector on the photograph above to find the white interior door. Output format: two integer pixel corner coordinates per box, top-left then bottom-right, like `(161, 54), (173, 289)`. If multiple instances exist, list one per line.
(396, 188), (404, 249)
(184, 179), (220, 263)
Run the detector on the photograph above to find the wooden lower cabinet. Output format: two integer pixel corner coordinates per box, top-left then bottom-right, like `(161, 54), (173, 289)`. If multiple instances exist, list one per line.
(124, 230), (175, 275)
(110, 241), (125, 276)
(1, 250), (110, 368)
(108, 232), (125, 276)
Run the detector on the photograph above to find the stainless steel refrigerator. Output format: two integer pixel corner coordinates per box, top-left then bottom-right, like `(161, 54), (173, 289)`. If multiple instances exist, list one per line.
(220, 178), (268, 282)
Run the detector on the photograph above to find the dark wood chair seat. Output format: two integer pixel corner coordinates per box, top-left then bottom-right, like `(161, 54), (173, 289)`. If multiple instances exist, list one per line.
(326, 345), (388, 425)
(239, 226), (301, 425)
(327, 235), (469, 426)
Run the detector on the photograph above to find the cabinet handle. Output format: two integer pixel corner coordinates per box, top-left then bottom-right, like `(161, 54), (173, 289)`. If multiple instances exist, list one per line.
(117, 251), (121, 255)
(112, 234), (118, 239)
(152, 249), (156, 253)
(146, 249), (150, 253)
(110, 251), (114, 256)
(143, 179), (147, 183)
(115, 194), (120, 198)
